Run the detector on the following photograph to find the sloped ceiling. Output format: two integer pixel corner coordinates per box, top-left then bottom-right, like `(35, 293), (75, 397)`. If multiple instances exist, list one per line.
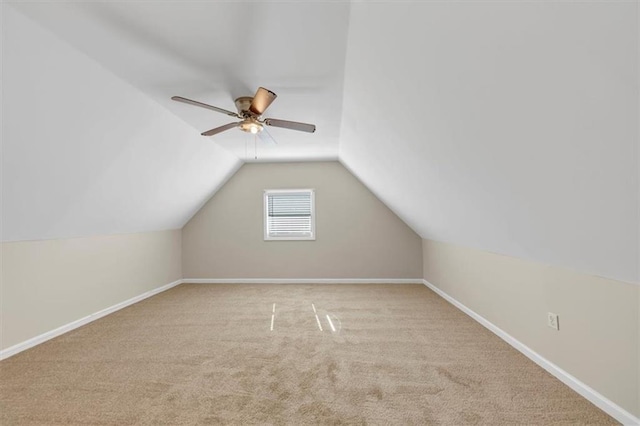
(2, 5), (241, 241)
(8, 1), (350, 161)
(3, 2), (638, 282)
(340, 2), (638, 283)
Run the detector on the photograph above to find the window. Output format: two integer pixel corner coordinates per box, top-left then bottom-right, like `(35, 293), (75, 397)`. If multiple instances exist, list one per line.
(264, 189), (315, 240)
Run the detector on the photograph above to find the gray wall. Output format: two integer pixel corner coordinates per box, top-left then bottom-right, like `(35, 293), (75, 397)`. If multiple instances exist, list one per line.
(422, 238), (639, 417)
(182, 162), (423, 279)
(1, 230), (182, 350)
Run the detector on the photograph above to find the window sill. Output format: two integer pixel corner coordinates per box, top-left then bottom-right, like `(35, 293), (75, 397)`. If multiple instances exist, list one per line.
(264, 236), (316, 241)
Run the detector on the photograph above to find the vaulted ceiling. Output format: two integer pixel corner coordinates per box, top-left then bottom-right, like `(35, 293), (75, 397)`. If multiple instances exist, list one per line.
(8, 2), (349, 160)
(2, 2), (638, 283)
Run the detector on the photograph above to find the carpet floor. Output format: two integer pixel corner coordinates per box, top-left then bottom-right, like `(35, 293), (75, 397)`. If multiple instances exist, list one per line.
(0, 284), (616, 425)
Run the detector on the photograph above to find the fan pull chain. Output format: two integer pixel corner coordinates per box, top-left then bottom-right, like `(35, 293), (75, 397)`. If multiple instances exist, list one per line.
(254, 135), (258, 160)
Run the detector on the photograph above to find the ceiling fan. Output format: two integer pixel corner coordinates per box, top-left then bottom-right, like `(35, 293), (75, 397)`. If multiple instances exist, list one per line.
(171, 87), (316, 138)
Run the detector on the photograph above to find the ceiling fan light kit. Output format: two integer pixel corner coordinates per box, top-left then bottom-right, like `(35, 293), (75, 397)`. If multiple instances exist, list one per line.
(171, 87), (316, 139)
(238, 118), (263, 134)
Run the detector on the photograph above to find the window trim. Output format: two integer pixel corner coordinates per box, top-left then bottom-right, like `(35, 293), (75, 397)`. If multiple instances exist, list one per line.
(263, 189), (316, 241)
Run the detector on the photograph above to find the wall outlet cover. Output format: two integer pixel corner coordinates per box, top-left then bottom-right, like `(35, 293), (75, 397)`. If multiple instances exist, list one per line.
(547, 312), (559, 330)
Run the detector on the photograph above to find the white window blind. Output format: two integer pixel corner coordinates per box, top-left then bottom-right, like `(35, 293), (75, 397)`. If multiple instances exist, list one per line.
(264, 189), (315, 240)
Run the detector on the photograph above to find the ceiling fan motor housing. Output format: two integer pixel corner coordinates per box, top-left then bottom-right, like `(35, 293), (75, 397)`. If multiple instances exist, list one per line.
(234, 97), (254, 116)
(235, 96), (264, 133)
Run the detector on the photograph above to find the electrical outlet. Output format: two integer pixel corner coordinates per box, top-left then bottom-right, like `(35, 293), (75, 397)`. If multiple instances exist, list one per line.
(547, 312), (559, 330)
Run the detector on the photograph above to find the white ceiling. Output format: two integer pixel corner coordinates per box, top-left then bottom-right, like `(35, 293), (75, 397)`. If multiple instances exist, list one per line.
(3, 2), (638, 283)
(9, 1), (350, 161)
(2, 5), (241, 241)
(340, 2), (638, 283)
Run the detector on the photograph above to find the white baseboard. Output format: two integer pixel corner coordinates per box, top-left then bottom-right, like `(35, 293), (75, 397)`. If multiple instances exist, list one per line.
(0, 279), (183, 361)
(183, 278), (424, 284)
(423, 279), (639, 426)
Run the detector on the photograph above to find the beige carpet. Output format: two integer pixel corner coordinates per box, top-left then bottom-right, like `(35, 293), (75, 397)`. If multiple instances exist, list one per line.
(0, 284), (616, 425)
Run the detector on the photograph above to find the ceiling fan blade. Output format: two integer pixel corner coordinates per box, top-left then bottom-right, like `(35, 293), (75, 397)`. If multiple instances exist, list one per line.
(258, 127), (277, 145)
(249, 87), (277, 116)
(201, 122), (239, 137)
(264, 118), (316, 133)
(172, 96), (239, 117)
